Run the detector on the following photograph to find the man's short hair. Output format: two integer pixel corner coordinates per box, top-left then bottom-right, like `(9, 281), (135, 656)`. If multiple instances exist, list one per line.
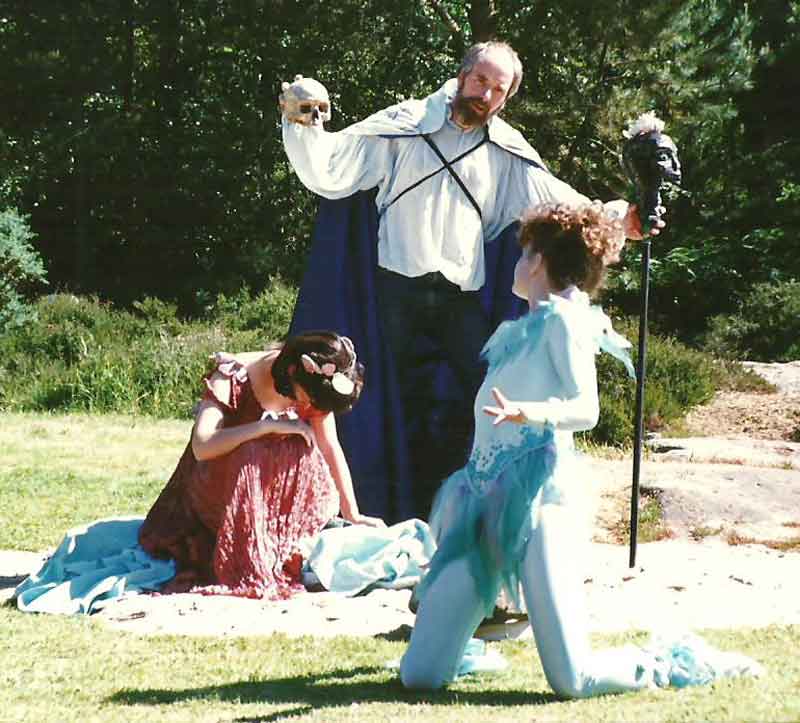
(458, 41), (523, 99)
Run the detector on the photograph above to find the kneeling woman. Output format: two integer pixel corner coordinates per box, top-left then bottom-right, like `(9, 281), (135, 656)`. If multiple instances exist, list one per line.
(400, 203), (761, 696)
(139, 331), (384, 599)
(17, 331), (383, 613)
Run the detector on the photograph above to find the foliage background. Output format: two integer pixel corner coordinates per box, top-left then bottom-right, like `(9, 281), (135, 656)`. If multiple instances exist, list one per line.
(1, 1), (797, 336)
(0, 293), (731, 448)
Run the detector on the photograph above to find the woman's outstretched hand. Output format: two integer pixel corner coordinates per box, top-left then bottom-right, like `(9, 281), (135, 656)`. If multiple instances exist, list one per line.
(483, 387), (526, 426)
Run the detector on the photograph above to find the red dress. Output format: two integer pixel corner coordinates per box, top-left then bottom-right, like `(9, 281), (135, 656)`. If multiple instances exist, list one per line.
(138, 361), (340, 599)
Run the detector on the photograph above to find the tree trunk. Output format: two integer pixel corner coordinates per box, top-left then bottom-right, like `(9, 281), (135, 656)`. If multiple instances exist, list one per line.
(70, 8), (91, 291)
(123, 0), (135, 113)
(423, 0), (465, 59)
(469, 0), (497, 42)
(159, 0), (180, 123)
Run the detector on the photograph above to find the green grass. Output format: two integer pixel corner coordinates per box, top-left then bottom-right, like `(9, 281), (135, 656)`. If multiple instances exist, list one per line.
(689, 525), (724, 541)
(0, 412), (191, 550)
(609, 487), (673, 545)
(3, 411), (800, 721)
(575, 437), (632, 460)
(3, 608), (799, 722)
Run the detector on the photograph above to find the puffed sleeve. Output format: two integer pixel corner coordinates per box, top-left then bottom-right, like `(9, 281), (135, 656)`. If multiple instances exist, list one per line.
(282, 120), (393, 199)
(201, 361), (247, 412)
(489, 160), (588, 235)
(543, 310), (600, 432)
(490, 156), (629, 239)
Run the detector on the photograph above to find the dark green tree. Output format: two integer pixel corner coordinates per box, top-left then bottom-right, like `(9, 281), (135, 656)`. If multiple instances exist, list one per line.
(1, 0), (795, 345)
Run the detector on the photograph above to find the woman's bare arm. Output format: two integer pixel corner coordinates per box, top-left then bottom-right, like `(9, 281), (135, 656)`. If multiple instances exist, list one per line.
(311, 412), (385, 527)
(191, 373), (313, 461)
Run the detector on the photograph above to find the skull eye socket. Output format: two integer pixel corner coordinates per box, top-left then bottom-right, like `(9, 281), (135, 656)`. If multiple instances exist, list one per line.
(299, 103), (313, 113)
(318, 103), (330, 113)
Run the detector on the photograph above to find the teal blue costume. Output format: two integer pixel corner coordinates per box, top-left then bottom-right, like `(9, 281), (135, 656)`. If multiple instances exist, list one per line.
(400, 290), (763, 695)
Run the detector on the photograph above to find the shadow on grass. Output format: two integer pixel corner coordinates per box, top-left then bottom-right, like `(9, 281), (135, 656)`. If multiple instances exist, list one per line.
(375, 624), (413, 642)
(108, 664), (560, 720)
(1, 574), (27, 588)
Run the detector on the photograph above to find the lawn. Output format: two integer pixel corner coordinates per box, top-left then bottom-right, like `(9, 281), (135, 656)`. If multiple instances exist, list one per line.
(0, 412), (191, 550)
(2, 411), (799, 722)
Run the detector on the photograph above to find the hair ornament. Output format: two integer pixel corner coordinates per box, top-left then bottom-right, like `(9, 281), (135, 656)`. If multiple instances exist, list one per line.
(300, 351), (356, 396)
(331, 373), (355, 395)
(340, 335), (356, 362)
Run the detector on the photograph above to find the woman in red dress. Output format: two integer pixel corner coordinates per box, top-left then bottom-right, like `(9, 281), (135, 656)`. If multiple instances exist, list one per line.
(138, 331), (384, 599)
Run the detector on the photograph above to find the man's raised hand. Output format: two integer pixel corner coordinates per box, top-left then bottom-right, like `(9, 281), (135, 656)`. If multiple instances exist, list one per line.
(623, 203), (665, 239)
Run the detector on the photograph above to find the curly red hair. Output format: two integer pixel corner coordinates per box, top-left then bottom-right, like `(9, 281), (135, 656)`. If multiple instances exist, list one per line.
(518, 202), (625, 296)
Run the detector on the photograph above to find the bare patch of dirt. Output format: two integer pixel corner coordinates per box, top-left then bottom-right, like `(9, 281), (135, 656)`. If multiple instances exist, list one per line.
(681, 360), (800, 442)
(682, 390), (800, 442)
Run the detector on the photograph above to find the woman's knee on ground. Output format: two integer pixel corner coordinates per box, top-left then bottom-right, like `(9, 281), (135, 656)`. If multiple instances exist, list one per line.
(399, 649), (452, 690)
(543, 666), (590, 700)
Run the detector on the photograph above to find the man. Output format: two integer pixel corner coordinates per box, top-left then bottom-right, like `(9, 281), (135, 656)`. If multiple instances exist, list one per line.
(282, 41), (654, 518)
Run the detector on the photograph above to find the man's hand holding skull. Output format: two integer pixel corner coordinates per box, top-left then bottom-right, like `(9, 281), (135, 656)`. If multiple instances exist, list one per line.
(279, 75), (332, 127)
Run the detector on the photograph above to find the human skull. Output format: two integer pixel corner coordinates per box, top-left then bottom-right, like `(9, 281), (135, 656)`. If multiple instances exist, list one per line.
(279, 75), (331, 126)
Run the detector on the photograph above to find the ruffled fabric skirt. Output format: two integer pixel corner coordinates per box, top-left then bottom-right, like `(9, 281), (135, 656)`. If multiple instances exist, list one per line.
(420, 436), (580, 616)
(139, 434), (339, 599)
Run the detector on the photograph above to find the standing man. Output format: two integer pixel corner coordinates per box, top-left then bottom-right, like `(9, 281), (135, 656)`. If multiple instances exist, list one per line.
(282, 41), (650, 518)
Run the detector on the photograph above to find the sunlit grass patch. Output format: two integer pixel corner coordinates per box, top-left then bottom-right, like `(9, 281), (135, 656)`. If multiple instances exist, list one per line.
(726, 530), (800, 553)
(0, 412), (190, 550)
(2, 411), (800, 721)
(609, 486), (674, 545)
(2, 604), (799, 723)
(689, 525), (724, 541)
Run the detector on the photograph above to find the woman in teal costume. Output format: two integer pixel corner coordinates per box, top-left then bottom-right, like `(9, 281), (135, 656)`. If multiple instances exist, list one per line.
(400, 202), (762, 696)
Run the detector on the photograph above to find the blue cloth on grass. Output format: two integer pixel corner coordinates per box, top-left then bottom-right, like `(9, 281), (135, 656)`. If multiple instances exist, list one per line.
(15, 517), (175, 615)
(306, 518), (435, 595)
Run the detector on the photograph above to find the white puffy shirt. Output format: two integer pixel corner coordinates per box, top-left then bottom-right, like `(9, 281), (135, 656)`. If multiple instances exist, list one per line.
(282, 112), (596, 291)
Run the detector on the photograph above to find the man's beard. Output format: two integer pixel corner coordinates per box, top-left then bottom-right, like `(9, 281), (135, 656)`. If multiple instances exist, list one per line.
(452, 91), (491, 128)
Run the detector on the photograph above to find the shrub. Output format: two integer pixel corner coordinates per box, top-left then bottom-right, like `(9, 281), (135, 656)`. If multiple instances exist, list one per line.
(1, 290), (719, 444)
(208, 279), (298, 341)
(132, 297), (182, 331)
(711, 359), (775, 393)
(704, 280), (800, 362)
(0, 290), (287, 418)
(586, 317), (717, 447)
(0, 208), (47, 330)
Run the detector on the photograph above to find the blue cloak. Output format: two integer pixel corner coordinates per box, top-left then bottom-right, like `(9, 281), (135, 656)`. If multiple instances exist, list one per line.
(289, 190), (525, 522)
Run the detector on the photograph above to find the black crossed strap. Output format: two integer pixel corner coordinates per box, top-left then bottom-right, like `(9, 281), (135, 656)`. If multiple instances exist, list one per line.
(382, 128), (489, 220)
